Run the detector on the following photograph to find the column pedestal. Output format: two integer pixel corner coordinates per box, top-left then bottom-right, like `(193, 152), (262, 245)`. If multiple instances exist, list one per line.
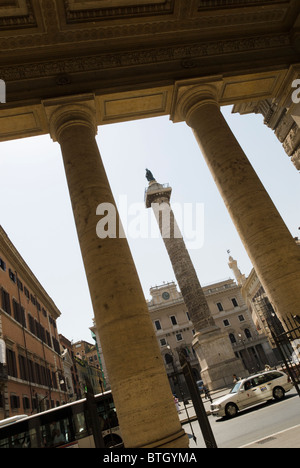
(193, 326), (245, 390)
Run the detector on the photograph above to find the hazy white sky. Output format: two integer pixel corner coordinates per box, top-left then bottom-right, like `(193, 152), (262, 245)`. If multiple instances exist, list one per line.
(0, 105), (299, 342)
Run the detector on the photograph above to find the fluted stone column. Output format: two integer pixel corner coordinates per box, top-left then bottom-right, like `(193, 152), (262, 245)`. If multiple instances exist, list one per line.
(44, 96), (188, 448)
(172, 85), (300, 329)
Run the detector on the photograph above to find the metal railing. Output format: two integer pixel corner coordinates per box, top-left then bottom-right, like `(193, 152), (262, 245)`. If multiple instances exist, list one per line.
(270, 314), (300, 397)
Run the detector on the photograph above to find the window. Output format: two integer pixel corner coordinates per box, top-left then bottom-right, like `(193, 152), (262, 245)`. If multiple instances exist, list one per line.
(170, 315), (177, 326)
(176, 333), (183, 342)
(28, 314), (35, 334)
(229, 333), (236, 344)
(9, 269), (16, 283)
(12, 300), (26, 328)
(231, 298), (239, 307)
(216, 302), (223, 312)
(244, 328), (252, 339)
(164, 353), (173, 365)
(24, 287), (30, 299)
(10, 394), (20, 409)
(251, 374), (267, 387)
(223, 319), (230, 327)
(52, 337), (60, 354)
(6, 348), (18, 378)
(0, 258), (6, 271)
(22, 395), (30, 410)
(1, 289), (11, 315)
(238, 314), (245, 322)
(46, 330), (52, 347)
(154, 320), (161, 331)
(160, 338), (167, 347)
(265, 371), (282, 381)
(18, 355), (28, 381)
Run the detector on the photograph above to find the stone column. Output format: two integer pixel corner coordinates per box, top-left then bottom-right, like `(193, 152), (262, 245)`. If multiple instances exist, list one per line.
(172, 85), (300, 328)
(145, 178), (246, 389)
(146, 180), (216, 332)
(44, 96), (188, 448)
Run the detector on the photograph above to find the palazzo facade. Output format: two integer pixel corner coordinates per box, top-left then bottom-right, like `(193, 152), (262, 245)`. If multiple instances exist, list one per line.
(0, 0), (300, 448)
(0, 226), (66, 420)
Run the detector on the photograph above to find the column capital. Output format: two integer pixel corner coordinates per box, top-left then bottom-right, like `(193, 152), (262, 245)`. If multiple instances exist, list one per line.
(42, 94), (97, 142)
(170, 79), (221, 124)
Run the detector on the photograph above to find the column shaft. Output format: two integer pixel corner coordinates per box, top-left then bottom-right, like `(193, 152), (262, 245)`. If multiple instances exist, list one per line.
(146, 180), (246, 389)
(153, 197), (215, 331)
(183, 95), (300, 326)
(47, 102), (188, 448)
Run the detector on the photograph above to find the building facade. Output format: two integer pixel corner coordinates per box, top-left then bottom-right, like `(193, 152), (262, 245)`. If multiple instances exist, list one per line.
(72, 340), (104, 395)
(148, 279), (276, 388)
(59, 334), (81, 401)
(203, 279), (277, 371)
(0, 227), (67, 420)
(147, 282), (200, 396)
(229, 246), (300, 363)
(90, 320), (110, 391)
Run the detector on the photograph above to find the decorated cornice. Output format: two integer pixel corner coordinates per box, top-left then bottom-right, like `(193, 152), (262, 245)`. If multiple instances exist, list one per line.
(0, 33), (291, 82)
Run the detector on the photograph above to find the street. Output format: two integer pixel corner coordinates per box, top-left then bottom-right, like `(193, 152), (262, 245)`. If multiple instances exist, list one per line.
(184, 388), (300, 448)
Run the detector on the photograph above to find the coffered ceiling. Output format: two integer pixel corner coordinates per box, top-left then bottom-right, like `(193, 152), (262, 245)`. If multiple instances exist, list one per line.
(0, 1), (298, 103)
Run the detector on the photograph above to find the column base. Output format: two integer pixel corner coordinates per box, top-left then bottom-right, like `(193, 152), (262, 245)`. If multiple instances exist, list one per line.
(141, 428), (189, 449)
(193, 326), (247, 390)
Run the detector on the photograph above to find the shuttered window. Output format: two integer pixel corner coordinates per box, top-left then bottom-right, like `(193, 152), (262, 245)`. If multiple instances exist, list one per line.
(1, 288), (11, 315)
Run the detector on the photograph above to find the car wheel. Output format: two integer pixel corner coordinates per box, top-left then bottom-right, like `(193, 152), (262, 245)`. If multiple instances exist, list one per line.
(225, 403), (238, 418)
(273, 386), (285, 401)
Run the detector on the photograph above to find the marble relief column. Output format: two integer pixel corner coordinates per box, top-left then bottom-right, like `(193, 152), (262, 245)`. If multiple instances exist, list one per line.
(43, 96), (188, 449)
(171, 85), (300, 329)
(145, 178), (246, 389)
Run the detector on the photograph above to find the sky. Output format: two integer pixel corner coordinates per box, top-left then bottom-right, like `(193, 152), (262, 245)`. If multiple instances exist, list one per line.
(0, 105), (299, 343)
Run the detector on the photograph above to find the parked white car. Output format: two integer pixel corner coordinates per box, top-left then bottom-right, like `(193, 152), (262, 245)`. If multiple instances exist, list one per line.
(210, 370), (293, 418)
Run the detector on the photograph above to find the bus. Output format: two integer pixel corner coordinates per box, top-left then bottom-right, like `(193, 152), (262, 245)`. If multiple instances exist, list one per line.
(0, 390), (123, 448)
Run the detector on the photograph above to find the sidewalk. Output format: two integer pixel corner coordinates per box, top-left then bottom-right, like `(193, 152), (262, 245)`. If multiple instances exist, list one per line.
(178, 386), (230, 424)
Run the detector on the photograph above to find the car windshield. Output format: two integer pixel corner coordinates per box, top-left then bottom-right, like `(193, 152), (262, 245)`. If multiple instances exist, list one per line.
(230, 381), (242, 393)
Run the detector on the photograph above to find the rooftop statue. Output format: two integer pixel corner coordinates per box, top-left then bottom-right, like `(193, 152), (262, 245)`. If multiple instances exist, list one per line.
(145, 168), (155, 182)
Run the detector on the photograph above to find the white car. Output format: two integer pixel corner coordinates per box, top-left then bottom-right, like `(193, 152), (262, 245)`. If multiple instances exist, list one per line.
(210, 370), (293, 418)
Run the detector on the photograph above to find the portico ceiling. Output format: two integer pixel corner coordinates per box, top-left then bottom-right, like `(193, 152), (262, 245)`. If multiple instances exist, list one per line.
(0, 0), (299, 139)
